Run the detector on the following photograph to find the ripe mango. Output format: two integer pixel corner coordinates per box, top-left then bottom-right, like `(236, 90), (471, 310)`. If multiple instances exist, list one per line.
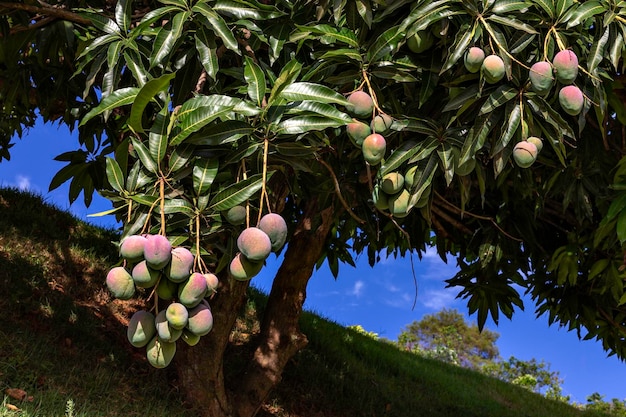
(481, 55), (505, 84)
(529, 61), (554, 95)
(229, 252), (263, 281)
(258, 213), (288, 252)
(558, 85), (584, 116)
(187, 303), (214, 336)
(165, 246), (194, 283)
(131, 260), (160, 288)
(178, 272), (208, 308)
(237, 227), (272, 262)
(553, 50), (578, 85)
(166, 302), (189, 330)
(144, 234), (172, 270)
(346, 91), (374, 118)
(119, 235), (147, 263)
(106, 267), (135, 300)
(512, 141), (538, 168)
(464, 47), (485, 73)
(362, 133), (387, 165)
(347, 120), (372, 147)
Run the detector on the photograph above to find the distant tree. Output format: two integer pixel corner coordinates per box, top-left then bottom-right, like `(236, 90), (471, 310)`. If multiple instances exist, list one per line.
(481, 356), (568, 401)
(398, 309), (499, 368)
(585, 393), (626, 417)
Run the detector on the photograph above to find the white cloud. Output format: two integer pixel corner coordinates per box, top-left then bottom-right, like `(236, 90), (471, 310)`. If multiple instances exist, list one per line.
(384, 292), (415, 308)
(350, 280), (365, 297)
(16, 175), (31, 191)
(421, 288), (460, 311)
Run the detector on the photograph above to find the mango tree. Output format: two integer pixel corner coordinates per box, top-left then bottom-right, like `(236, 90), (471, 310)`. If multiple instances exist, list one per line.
(2, 0), (626, 416)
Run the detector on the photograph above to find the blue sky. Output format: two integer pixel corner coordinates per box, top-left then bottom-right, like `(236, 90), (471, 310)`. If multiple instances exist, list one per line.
(1, 120), (625, 405)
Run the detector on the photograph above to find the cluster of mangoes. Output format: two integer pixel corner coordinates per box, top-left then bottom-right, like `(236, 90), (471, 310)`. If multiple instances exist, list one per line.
(345, 91), (391, 166)
(372, 166), (429, 219)
(106, 234), (218, 368)
(464, 47), (584, 116)
(513, 136), (544, 168)
(228, 213), (288, 281)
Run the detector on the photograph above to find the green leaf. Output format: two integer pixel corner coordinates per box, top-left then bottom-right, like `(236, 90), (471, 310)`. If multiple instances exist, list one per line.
(80, 87), (139, 126)
(479, 85), (518, 115)
(130, 193), (159, 208)
(531, 0), (554, 18)
(280, 82), (350, 106)
(195, 27), (219, 80)
(213, 0), (286, 19)
(170, 107), (234, 146)
(244, 55), (266, 107)
(440, 23), (475, 74)
(459, 111), (501, 165)
(131, 137), (159, 174)
(105, 157), (125, 193)
(493, 102), (521, 156)
(587, 26), (610, 74)
(158, 198), (196, 217)
(491, 0), (531, 14)
(277, 116), (346, 134)
(123, 50), (149, 86)
(406, 153), (439, 199)
(149, 106), (170, 164)
(565, 1), (604, 27)
(287, 101), (353, 123)
(193, 158), (219, 196)
(193, 2), (240, 54)
(367, 25), (404, 63)
(317, 48), (363, 62)
(209, 172), (272, 211)
(115, 0), (133, 32)
(616, 210), (626, 243)
(187, 120), (255, 146)
(150, 11), (191, 68)
(169, 145), (195, 173)
(83, 13), (120, 35)
(555, 0), (574, 20)
(486, 14), (538, 34)
(267, 59), (302, 106)
(437, 143), (455, 186)
(294, 24), (359, 47)
(380, 138), (436, 177)
(129, 72), (176, 134)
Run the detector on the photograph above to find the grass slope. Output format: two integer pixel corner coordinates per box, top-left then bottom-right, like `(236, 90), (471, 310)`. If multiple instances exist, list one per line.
(0, 188), (610, 417)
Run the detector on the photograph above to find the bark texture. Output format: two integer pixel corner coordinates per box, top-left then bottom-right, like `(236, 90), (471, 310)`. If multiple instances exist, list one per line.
(175, 278), (250, 417)
(234, 203), (335, 417)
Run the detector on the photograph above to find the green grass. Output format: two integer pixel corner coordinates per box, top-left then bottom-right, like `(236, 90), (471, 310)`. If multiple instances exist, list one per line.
(0, 187), (612, 417)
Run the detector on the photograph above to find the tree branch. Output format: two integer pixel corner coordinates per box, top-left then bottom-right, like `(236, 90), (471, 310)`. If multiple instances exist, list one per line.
(0, 2), (92, 25)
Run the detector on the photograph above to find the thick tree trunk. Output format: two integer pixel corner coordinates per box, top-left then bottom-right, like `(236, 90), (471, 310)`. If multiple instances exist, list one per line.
(233, 203), (335, 417)
(175, 278), (250, 417)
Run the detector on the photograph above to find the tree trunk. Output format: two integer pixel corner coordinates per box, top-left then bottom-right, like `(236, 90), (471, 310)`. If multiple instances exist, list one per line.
(175, 278), (250, 417)
(233, 203), (335, 417)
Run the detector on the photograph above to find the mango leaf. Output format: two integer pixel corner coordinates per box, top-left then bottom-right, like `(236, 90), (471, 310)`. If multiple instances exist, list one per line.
(129, 72), (176, 134)
(287, 101), (353, 123)
(114, 0), (133, 33)
(149, 106), (170, 164)
(158, 198), (197, 217)
(177, 94), (258, 118)
(486, 14), (538, 34)
(555, 0), (574, 20)
(193, 158), (219, 196)
(243, 55), (266, 107)
(459, 111), (500, 165)
(442, 84), (480, 113)
(380, 138), (436, 177)
(213, 0), (286, 19)
(105, 157), (125, 193)
(187, 120), (255, 146)
(280, 82), (350, 106)
(129, 193), (159, 207)
(82, 13), (120, 35)
(491, 0), (531, 14)
(531, 0), (554, 18)
(565, 1), (604, 27)
(367, 25), (404, 63)
(169, 144), (195, 173)
(123, 50), (149, 86)
(267, 59), (302, 106)
(317, 48), (363, 62)
(407, 153), (439, 198)
(171, 107), (234, 146)
(479, 85), (518, 115)
(193, 2), (240, 54)
(294, 24), (359, 47)
(492, 102), (521, 156)
(587, 26), (610, 74)
(209, 172), (273, 211)
(150, 11), (191, 68)
(437, 143), (455, 186)
(440, 23), (475, 74)
(277, 116), (346, 134)
(80, 87), (139, 126)
(195, 28), (219, 80)
(398, 0), (450, 32)
(131, 137), (159, 174)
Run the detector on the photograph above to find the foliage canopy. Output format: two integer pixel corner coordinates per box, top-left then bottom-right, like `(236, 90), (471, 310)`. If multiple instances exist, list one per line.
(3, 0), (626, 414)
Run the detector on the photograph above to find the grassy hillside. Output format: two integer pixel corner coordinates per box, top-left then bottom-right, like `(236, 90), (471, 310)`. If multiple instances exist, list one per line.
(0, 187), (610, 417)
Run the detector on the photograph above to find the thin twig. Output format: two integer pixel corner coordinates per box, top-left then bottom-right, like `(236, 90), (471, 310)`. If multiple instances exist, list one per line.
(0, 2), (91, 25)
(317, 158), (366, 224)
